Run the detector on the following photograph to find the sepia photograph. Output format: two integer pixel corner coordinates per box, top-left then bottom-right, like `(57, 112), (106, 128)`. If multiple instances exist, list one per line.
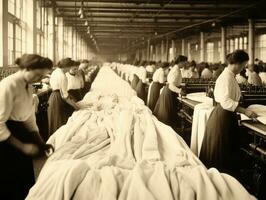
(0, 0), (266, 199)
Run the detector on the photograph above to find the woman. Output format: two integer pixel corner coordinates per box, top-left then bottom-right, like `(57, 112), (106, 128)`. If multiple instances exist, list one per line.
(200, 62), (213, 79)
(153, 57), (184, 127)
(66, 66), (83, 101)
(247, 64), (262, 86)
(0, 54), (54, 200)
(236, 68), (248, 85)
(259, 64), (266, 86)
(130, 67), (139, 90)
(199, 50), (257, 177)
(147, 67), (166, 112)
(48, 58), (80, 136)
(135, 65), (148, 103)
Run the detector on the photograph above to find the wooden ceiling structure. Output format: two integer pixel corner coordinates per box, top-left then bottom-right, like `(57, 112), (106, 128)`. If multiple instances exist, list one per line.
(43, 0), (266, 56)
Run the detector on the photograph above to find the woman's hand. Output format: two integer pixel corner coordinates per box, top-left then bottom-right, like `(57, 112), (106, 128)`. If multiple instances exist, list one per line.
(22, 143), (40, 157)
(245, 110), (258, 119)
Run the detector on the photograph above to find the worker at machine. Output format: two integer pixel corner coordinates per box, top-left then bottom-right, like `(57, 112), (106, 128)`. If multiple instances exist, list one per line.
(153, 55), (186, 127)
(48, 58), (80, 137)
(199, 50), (258, 177)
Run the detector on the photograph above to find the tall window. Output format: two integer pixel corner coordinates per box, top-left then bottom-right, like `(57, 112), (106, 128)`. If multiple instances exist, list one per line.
(244, 36), (248, 50)
(8, 0), (25, 65)
(256, 34), (266, 62)
(8, 22), (14, 65)
(229, 39), (234, 53)
(206, 42), (214, 63)
(239, 37), (243, 49)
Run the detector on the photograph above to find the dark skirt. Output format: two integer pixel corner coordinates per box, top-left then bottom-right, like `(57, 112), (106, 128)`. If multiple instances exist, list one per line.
(147, 82), (164, 112)
(153, 85), (179, 126)
(135, 80), (147, 104)
(68, 89), (82, 101)
(0, 121), (35, 200)
(131, 75), (139, 90)
(81, 81), (92, 97)
(199, 104), (240, 176)
(48, 90), (74, 137)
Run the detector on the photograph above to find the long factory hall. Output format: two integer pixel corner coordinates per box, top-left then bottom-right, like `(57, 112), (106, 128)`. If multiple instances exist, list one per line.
(1, 0), (266, 200)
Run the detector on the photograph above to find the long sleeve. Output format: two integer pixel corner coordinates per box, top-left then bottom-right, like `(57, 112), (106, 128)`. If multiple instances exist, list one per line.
(0, 82), (13, 141)
(214, 68), (240, 112)
(23, 112), (39, 133)
(60, 73), (69, 99)
(215, 82), (239, 112)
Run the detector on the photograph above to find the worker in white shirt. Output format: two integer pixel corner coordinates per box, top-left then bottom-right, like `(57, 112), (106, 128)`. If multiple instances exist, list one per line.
(0, 54), (54, 199)
(48, 58), (80, 136)
(66, 66), (83, 101)
(200, 63), (213, 79)
(200, 50), (257, 177)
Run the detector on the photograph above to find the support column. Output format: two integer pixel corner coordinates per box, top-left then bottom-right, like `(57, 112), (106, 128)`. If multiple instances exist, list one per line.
(161, 40), (164, 61)
(147, 39), (150, 62)
(150, 45), (154, 61)
(47, 7), (55, 61)
(221, 27), (227, 63)
(248, 19), (255, 65)
(172, 40), (176, 60)
(200, 32), (205, 62)
(181, 39), (185, 55)
(187, 42), (191, 61)
(155, 44), (159, 61)
(214, 41), (219, 63)
(165, 37), (169, 62)
(0, 0), (8, 66)
(57, 17), (64, 62)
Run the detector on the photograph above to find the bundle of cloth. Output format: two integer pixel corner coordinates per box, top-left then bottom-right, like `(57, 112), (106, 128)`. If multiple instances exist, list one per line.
(26, 65), (256, 200)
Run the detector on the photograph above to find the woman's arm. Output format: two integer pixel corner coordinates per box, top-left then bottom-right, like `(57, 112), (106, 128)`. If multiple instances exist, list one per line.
(6, 135), (39, 156)
(235, 106), (258, 118)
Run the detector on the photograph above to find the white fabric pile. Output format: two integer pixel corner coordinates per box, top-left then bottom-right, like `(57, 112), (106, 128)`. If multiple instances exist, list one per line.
(26, 66), (256, 200)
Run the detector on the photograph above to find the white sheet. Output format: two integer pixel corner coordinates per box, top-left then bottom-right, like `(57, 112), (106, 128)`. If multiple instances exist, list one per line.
(190, 102), (214, 156)
(26, 66), (256, 200)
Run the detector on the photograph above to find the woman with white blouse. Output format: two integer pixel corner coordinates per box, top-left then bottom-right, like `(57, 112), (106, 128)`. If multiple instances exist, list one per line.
(48, 58), (80, 137)
(0, 54), (54, 199)
(147, 67), (166, 111)
(199, 50), (257, 177)
(153, 56), (185, 127)
(66, 66), (83, 101)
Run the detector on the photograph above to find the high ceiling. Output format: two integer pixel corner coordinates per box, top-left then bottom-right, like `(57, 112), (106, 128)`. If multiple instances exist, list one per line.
(43, 0), (266, 56)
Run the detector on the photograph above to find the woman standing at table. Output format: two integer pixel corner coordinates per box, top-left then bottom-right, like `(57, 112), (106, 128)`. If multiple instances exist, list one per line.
(199, 50), (257, 177)
(147, 67), (166, 112)
(48, 58), (80, 136)
(0, 54), (54, 200)
(153, 56), (186, 127)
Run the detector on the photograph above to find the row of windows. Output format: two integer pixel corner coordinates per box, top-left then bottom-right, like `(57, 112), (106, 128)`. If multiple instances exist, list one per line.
(4, 0), (92, 67)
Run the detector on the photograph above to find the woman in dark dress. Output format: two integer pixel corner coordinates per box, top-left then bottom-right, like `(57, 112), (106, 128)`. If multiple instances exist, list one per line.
(199, 50), (257, 177)
(147, 68), (165, 111)
(135, 65), (148, 103)
(130, 67), (140, 90)
(153, 56), (187, 127)
(0, 54), (54, 200)
(48, 58), (80, 136)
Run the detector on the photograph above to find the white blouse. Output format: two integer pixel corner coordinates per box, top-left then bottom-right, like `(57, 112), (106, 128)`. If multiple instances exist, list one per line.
(214, 68), (241, 112)
(0, 71), (38, 141)
(49, 68), (69, 98)
(248, 71), (262, 86)
(167, 65), (182, 86)
(201, 68), (213, 79)
(66, 72), (83, 90)
(259, 72), (266, 86)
